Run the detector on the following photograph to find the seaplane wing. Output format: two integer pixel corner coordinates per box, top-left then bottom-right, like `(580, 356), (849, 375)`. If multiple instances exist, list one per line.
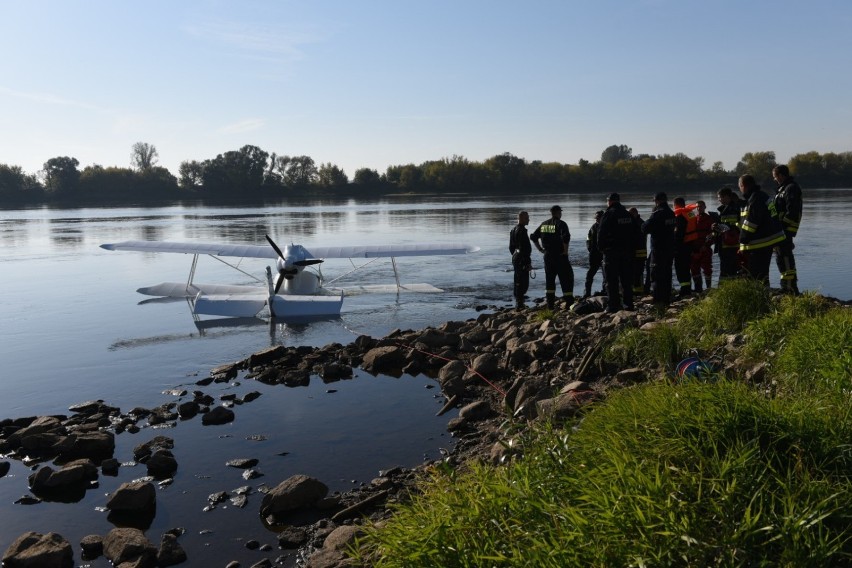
(100, 240), (479, 259)
(100, 240), (276, 259)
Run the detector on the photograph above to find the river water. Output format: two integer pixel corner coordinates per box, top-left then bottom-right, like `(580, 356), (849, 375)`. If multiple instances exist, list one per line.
(1, 189), (850, 565)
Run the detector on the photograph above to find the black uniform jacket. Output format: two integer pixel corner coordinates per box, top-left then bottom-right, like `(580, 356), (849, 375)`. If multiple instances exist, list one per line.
(641, 204), (676, 253)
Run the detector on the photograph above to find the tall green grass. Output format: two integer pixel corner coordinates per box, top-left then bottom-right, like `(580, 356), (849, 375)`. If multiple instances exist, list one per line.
(356, 381), (852, 567)
(605, 278), (772, 371)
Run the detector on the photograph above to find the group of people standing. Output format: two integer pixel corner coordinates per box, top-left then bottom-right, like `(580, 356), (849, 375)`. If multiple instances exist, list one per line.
(509, 164), (803, 311)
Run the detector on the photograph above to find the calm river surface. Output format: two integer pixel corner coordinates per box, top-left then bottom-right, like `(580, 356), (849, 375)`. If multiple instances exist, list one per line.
(1, 189), (850, 565)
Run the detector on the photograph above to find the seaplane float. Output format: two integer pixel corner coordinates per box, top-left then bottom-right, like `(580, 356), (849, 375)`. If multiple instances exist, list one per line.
(100, 235), (479, 319)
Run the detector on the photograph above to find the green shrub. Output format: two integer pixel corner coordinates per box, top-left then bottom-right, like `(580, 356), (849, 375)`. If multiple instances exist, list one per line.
(743, 291), (833, 361)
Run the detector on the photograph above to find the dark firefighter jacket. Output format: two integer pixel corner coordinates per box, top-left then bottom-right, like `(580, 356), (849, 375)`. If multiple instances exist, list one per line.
(716, 200), (742, 249)
(739, 188), (786, 252)
(632, 215), (647, 259)
(597, 202), (637, 255)
(509, 223), (532, 267)
(586, 221), (601, 256)
(774, 177), (803, 238)
(642, 204), (676, 253)
(531, 218), (570, 255)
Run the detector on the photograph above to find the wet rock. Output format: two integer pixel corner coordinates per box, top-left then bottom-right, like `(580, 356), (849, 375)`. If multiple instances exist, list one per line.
(210, 361), (240, 380)
(306, 546), (351, 568)
(79, 534), (103, 559)
(28, 459), (98, 494)
(319, 363), (353, 382)
(61, 430), (115, 460)
(146, 449), (178, 479)
(133, 436), (175, 462)
(2, 531), (73, 568)
(437, 360), (466, 397)
(177, 400), (199, 418)
(361, 346), (405, 375)
(0, 461), (10, 477)
(202, 406), (235, 425)
(242, 390), (263, 402)
(106, 480), (156, 514)
(414, 329), (460, 349)
(103, 527), (157, 567)
(157, 532), (187, 567)
(248, 346), (287, 368)
(227, 458), (259, 469)
(260, 474), (329, 519)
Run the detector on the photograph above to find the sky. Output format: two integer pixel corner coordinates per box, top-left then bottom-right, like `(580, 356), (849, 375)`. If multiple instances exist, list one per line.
(2, 0), (851, 179)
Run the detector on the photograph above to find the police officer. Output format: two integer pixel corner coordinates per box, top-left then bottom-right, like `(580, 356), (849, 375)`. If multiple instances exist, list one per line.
(598, 193), (638, 312)
(642, 192), (677, 305)
(531, 205), (574, 309)
(772, 165), (802, 294)
(509, 211), (532, 308)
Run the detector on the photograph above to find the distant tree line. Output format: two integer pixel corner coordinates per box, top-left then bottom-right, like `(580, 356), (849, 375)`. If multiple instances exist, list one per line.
(2, 142), (852, 206)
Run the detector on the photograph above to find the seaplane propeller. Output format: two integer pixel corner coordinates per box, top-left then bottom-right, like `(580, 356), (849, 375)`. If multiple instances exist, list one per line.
(265, 235), (323, 294)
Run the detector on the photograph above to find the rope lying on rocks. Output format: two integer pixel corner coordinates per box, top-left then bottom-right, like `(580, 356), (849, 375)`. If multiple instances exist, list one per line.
(395, 342), (507, 398)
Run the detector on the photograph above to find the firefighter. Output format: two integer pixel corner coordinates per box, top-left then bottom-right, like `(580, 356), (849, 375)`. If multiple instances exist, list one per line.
(598, 193), (638, 313)
(531, 205), (574, 309)
(642, 192), (677, 305)
(672, 197), (694, 297)
(738, 174), (786, 284)
(583, 210), (605, 298)
(713, 186), (743, 281)
(509, 211), (532, 308)
(772, 165), (802, 294)
(628, 207), (648, 297)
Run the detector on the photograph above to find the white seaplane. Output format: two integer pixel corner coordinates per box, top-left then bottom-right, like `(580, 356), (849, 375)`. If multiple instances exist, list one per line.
(100, 235), (479, 318)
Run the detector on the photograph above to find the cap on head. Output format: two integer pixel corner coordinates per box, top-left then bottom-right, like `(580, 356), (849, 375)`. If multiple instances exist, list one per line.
(607, 192), (620, 201)
(654, 191), (667, 201)
(550, 205), (562, 213)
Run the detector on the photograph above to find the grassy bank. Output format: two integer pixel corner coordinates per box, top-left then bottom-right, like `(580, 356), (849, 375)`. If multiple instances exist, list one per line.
(354, 280), (852, 567)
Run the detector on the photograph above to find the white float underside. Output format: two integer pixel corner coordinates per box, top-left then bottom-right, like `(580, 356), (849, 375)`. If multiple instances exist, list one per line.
(193, 293), (344, 317)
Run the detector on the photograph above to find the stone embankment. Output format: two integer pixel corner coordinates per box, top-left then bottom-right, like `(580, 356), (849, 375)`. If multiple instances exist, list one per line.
(4, 293), (845, 567)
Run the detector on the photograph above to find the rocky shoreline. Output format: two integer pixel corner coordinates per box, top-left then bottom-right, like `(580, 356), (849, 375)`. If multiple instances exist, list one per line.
(3, 293), (847, 567)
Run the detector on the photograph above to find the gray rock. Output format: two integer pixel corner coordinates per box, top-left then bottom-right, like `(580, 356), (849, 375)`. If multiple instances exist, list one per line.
(28, 459), (98, 492)
(103, 527), (157, 567)
(106, 480), (156, 513)
(0, 461), (10, 477)
(457, 400), (493, 422)
(79, 534), (103, 559)
(322, 525), (364, 551)
(157, 533), (187, 567)
(361, 346), (405, 375)
(1, 531), (73, 568)
(226, 458), (259, 469)
(260, 474), (329, 518)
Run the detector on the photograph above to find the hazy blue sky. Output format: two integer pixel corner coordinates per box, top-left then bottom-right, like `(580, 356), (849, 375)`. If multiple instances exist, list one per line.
(2, 0), (851, 179)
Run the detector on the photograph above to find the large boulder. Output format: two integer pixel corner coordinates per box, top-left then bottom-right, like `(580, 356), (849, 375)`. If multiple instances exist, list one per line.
(106, 480), (156, 513)
(102, 528), (157, 567)
(28, 459), (98, 493)
(361, 346), (405, 375)
(260, 474), (329, 519)
(201, 406), (235, 425)
(2, 531), (73, 568)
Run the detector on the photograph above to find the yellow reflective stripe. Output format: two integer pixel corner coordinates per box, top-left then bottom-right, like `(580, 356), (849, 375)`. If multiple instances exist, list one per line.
(635, 250), (647, 258)
(739, 232), (785, 251)
(741, 222), (757, 233)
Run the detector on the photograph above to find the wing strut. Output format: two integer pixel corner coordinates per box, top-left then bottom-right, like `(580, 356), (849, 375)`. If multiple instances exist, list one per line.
(391, 257), (401, 293)
(186, 254), (199, 293)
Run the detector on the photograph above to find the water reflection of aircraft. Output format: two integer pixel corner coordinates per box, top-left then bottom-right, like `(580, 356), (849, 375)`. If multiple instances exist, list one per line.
(101, 236), (479, 318)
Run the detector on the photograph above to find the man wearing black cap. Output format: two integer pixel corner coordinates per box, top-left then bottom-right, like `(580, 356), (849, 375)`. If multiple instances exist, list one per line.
(531, 205), (574, 309)
(598, 193), (638, 312)
(642, 191), (677, 305)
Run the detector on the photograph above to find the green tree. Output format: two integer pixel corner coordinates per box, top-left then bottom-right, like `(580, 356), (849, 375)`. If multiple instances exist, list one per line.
(601, 144), (633, 164)
(130, 142), (158, 171)
(485, 152), (526, 188)
(0, 163), (42, 202)
(317, 162), (348, 187)
(201, 145), (269, 193)
(178, 160), (204, 190)
(281, 155), (318, 187)
(736, 151), (777, 184)
(41, 156), (80, 196)
(353, 167), (381, 186)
